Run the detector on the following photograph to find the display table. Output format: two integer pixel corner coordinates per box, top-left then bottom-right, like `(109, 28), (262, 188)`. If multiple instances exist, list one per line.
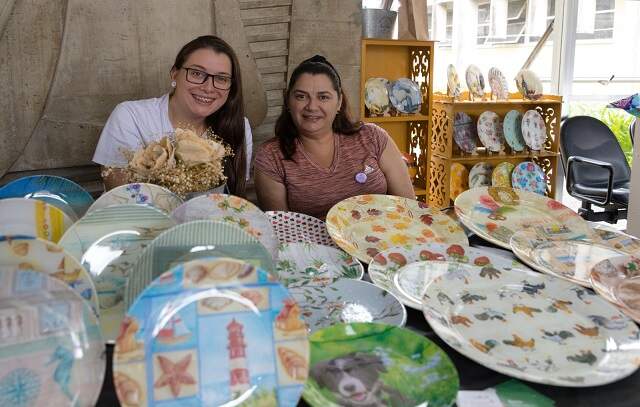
(95, 234), (640, 407)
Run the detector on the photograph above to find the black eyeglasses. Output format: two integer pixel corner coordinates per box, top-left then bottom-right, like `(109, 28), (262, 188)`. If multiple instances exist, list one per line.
(182, 67), (232, 90)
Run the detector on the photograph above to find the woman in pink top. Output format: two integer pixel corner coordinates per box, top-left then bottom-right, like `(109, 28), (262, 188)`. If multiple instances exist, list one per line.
(254, 55), (414, 219)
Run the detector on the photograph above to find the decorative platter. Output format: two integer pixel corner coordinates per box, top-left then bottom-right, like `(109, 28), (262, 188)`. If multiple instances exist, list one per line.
(447, 64), (461, 99)
(465, 64), (485, 100)
(512, 161), (546, 195)
(510, 229), (627, 287)
(0, 198), (73, 242)
(171, 193), (278, 261)
(590, 255), (640, 322)
(469, 162), (493, 189)
(124, 220), (274, 309)
(453, 112), (478, 154)
(87, 183), (183, 215)
(58, 204), (175, 342)
(422, 263), (640, 386)
(276, 243), (363, 287)
(266, 211), (336, 247)
(0, 270), (105, 406)
(477, 111), (504, 152)
(515, 69), (543, 100)
(0, 175), (94, 220)
(288, 279), (406, 332)
(368, 243), (527, 310)
(454, 186), (593, 249)
(303, 322), (459, 407)
(492, 162), (515, 188)
(589, 223), (640, 255)
(521, 110), (547, 151)
(450, 163), (469, 201)
(364, 77), (391, 116)
(488, 67), (509, 100)
(503, 110), (526, 152)
(326, 194), (468, 263)
(0, 237), (99, 316)
(114, 257), (309, 407)
(389, 78), (421, 114)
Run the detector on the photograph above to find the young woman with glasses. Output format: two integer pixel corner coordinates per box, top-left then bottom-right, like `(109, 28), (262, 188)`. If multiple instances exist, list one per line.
(254, 55), (414, 219)
(93, 35), (250, 196)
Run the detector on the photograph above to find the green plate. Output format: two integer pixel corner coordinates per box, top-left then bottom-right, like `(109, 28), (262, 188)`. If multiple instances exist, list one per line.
(303, 322), (459, 407)
(124, 220), (274, 309)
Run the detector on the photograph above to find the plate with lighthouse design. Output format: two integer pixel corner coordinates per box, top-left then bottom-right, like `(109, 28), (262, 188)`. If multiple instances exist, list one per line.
(114, 257), (309, 407)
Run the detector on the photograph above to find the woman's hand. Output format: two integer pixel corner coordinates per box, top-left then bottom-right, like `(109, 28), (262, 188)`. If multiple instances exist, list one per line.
(255, 169), (289, 211)
(379, 135), (416, 199)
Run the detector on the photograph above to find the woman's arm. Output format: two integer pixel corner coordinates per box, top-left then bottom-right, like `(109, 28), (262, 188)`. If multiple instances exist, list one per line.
(255, 169), (289, 211)
(101, 167), (130, 191)
(378, 135), (416, 199)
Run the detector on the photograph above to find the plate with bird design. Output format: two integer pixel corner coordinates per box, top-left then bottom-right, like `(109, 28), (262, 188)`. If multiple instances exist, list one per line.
(114, 257), (309, 407)
(421, 263), (640, 386)
(0, 270), (105, 406)
(454, 187), (593, 249)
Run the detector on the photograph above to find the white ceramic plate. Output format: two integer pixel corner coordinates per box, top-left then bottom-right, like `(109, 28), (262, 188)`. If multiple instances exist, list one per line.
(521, 110), (547, 151)
(88, 183), (183, 215)
(0, 198), (73, 242)
(477, 111), (504, 152)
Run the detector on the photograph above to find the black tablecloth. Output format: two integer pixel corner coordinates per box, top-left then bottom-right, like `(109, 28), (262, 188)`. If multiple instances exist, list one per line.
(96, 235), (640, 406)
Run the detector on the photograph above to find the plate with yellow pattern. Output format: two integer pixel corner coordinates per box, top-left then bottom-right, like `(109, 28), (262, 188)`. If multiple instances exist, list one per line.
(0, 198), (73, 242)
(491, 162), (515, 187)
(450, 163), (469, 201)
(326, 195), (468, 263)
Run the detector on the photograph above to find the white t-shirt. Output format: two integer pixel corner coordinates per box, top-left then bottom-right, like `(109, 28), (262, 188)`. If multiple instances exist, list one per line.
(92, 93), (253, 179)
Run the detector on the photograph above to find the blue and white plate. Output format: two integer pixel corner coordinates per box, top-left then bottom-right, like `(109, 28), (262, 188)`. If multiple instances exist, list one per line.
(469, 162), (493, 189)
(512, 161), (546, 195)
(389, 78), (421, 114)
(503, 110), (526, 152)
(114, 257), (308, 407)
(0, 175), (94, 221)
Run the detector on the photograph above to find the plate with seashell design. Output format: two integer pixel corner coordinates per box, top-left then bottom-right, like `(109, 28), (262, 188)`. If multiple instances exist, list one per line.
(450, 163), (469, 201)
(88, 183), (183, 215)
(115, 257), (309, 407)
(488, 67), (509, 100)
(521, 110), (547, 151)
(171, 193), (278, 261)
(0, 198), (73, 242)
(0, 237), (99, 316)
(0, 270), (105, 406)
(303, 322), (459, 407)
(453, 112), (478, 154)
(364, 77), (391, 116)
(447, 64), (461, 99)
(477, 111), (504, 152)
(589, 223), (640, 255)
(58, 204), (175, 342)
(503, 110), (526, 152)
(492, 162), (515, 188)
(465, 64), (485, 100)
(469, 162), (493, 189)
(515, 69), (543, 100)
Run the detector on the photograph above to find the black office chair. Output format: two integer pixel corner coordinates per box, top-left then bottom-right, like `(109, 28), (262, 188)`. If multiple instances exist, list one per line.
(560, 116), (630, 223)
(630, 118), (636, 146)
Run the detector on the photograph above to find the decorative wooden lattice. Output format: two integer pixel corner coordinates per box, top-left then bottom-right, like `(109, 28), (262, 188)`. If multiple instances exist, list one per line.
(408, 121), (428, 187)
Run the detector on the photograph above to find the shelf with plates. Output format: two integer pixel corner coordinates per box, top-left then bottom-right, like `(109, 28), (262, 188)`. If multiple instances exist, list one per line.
(428, 92), (562, 208)
(360, 38), (435, 201)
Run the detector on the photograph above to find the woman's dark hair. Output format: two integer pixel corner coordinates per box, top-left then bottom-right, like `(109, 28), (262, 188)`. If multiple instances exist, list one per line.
(275, 55), (362, 160)
(172, 35), (246, 195)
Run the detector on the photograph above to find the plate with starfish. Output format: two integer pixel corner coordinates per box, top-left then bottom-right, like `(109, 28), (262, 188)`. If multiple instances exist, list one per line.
(114, 257), (309, 406)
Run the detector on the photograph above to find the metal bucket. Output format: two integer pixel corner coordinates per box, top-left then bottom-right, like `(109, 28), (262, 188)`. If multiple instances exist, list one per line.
(362, 9), (397, 39)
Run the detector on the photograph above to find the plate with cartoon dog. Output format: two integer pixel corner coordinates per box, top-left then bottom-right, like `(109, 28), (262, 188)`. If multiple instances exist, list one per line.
(114, 257), (309, 407)
(422, 264), (640, 386)
(303, 322), (459, 407)
(454, 186), (593, 249)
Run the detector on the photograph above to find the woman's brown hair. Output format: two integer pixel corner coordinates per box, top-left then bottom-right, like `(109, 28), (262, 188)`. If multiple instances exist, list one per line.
(172, 35), (246, 195)
(275, 55), (362, 160)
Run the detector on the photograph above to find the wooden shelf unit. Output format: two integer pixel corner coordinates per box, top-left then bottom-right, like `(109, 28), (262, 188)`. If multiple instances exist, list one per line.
(360, 39), (435, 200)
(428, 92), (563, 208)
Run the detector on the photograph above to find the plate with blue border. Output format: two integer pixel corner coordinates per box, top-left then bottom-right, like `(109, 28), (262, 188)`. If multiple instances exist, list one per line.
(114, 257), (309, 406)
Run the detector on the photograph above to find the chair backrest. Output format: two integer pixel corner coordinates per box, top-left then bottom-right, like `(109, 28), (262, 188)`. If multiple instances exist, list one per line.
(630, 119), (636, 146)
(560, 115), (630, 187)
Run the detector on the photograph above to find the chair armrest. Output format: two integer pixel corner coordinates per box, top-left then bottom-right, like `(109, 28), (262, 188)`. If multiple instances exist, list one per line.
(566, 155), (614, 206)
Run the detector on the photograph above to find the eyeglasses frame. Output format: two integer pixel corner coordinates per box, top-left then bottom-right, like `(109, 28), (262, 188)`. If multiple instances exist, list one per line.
(181, 67), (232, 90)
